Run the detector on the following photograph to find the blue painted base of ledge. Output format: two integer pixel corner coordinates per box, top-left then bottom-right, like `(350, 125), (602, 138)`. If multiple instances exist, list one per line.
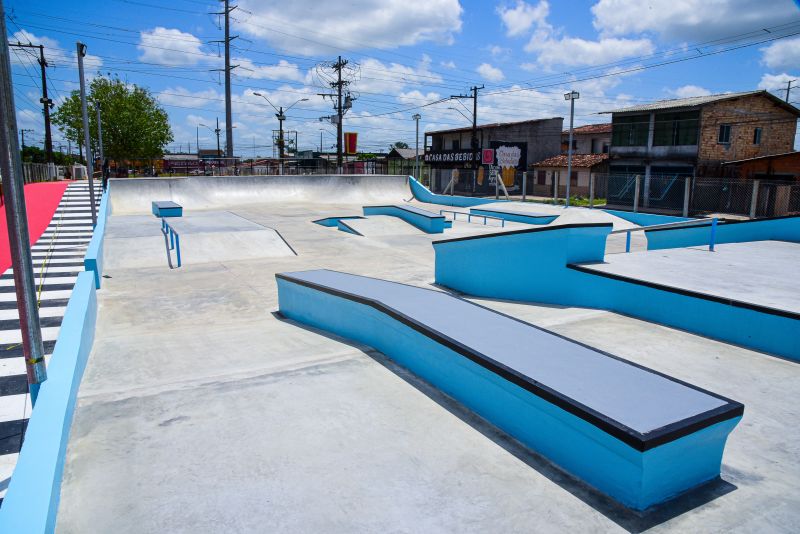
(276, 275), (740, 510)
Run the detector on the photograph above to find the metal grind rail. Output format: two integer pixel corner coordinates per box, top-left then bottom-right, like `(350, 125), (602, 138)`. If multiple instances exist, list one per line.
(161, 219), (182, 268)
(611, 217), (720, 253)
(439, 209), (505, 227)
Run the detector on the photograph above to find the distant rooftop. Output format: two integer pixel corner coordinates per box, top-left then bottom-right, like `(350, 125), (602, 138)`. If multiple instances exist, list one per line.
(561, 123), (612, 135)
(601, 90), (800, 115)
(531, 153), (609, 168)
(388, 148), (419, 160)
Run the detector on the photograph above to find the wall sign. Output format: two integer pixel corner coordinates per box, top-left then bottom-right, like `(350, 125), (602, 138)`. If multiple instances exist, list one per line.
(424, 150), (475, 163)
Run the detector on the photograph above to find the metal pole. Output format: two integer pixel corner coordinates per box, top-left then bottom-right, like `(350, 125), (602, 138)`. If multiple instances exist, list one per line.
(553, 171), (559, 203)
(750, 179), (760, 219)
(215, 117), (221, 157)
(0, 2), (47, 402)
(38, 45), (53, 163)
(682, 176), (691, 217)
(223, 0), (234, 159)
(633, 174), (641, 213)
(77, 42), (97, 226)
(566, 96), (574, 207)
(589, 173), (594, 208)
(196, 126), (199, 155)
(413, 113), (421, 180)
(522, 171), (527, 202)
(96, 105), (104, 162)
(278, 107), (284, 175)
(709, 218), (718, 252)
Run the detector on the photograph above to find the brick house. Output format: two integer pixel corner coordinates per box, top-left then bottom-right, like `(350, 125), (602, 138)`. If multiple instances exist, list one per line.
(601, 90), (800, 179)
(561, 123), (611, 155)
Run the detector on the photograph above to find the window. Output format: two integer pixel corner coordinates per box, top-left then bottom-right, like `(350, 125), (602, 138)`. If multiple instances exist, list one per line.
(570, 172), (578, 187)
(718, 124), (731, 144)
(753, 127), (762, 145)
(653, 111), (699, 146)
(612, 114), (649, 146)
(537, 170), (546, 185)
(451, 139), (460, 150)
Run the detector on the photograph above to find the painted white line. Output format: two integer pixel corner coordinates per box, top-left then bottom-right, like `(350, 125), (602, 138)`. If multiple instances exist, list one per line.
(0, 355), (52, 379)
(0, 307), (65, 321)
(0, 290), (73, 302)
(0, 326), (60, 345)
(0, 393), (31, 424)
(0, 276), (77, 287)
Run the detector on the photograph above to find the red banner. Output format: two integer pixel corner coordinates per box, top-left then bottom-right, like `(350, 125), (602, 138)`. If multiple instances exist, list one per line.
(344, 132), (358, 154)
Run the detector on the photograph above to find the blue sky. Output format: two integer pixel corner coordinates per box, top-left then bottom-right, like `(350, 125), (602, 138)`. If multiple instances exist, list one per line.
(7, 0), (800, 156)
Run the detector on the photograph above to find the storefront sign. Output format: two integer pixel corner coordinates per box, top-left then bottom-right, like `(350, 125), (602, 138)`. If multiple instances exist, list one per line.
(424, 150), (475, 164)
(481, 148), (494, 165)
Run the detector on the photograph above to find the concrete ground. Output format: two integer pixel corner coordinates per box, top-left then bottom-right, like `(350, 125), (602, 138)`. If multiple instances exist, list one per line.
(56, 189), (799, 533)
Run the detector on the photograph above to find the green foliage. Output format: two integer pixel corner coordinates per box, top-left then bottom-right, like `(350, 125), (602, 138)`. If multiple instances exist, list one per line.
(51, 76), (173, 161)
(391, 141), (409, 150)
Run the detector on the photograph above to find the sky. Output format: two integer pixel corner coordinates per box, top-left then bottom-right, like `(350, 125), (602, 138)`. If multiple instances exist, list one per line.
(6, 0), (800, 157)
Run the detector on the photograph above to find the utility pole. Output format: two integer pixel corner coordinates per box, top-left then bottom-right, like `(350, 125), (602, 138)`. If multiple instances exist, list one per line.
(196, 126), (199, 154)
(564, 90), (580, 207)
(785, 80), (795, 103)
(20, 128), (33, 150)
(450, 85), (483, 183)
(211, 0), (238, 162)
(277, 106), (285, 172)
(0, 1), (47, 402)
(318, 56), (352, 173)
(9, 43), (54, 163)
(319, 129), (323, 153)
(412, 113), (421, 180)
(215, 117), (221, 157)
(77, 41), (97, 226)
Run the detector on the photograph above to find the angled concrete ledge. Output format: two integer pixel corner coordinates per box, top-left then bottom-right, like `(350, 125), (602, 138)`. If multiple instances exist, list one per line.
(644, 214), (800, 250)
(469, 207), (558, 225)
(276, 269), (743, 510)
(0, 272), (97, 533)
(363, 204), (447, 234)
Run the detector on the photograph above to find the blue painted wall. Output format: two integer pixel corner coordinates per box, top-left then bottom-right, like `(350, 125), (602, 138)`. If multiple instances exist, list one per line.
(83, 187), (111, 289)
(277, 277), (740, 510)
(645, 215), (800, 250)
(363, 205), (446, 233)
(603, 209), (693, 227)
(470, 208), (558, 225)
(433, 224), (800, 360)
(408, 176), (499, 207)
(0, 272), (97, 533)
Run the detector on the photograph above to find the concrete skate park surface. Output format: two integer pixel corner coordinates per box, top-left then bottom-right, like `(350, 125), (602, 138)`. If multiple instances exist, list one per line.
(56, 175), (800, 532)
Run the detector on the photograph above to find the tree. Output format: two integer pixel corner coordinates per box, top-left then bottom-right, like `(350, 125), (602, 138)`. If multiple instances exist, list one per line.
(52, 76), (173, 162)
(391, 141), (409, 150)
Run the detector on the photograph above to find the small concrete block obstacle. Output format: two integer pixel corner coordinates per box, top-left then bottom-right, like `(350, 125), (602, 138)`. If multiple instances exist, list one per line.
(362, 204), (448, 233)
(276, 269), (744, 511)
(151, 200), (183, 218)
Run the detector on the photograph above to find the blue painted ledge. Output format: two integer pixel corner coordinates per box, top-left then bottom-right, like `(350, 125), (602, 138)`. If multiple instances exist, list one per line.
(276, 270), (742, 510)
(644, 214), (800, 250)
(603, 209), (693, 227)
(363, 204), (447, 233)
(83, 185), (111, 289)
(408, 176), (499, 207)
(0, 272), (97, 533)
(470, 207), (558, 225)
(432, 223), (800, 360)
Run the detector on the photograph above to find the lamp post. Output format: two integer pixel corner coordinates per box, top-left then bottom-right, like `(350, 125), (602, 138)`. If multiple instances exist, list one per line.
(412, 113), (421, 180)
(199, 122), (221, 174)
(564, 90), (579, 207)
(253, 92), (308, 174)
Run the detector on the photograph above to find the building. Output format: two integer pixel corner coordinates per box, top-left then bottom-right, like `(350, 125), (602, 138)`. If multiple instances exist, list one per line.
(162, 153), (201, 174)
(720, 151), (800, 181)
(424, 117), (563, 194)
(387, 147), (430, 183)
(561, 123), (611, 155)
(530, 153), (609, 197)
(601, 90), (800, 179)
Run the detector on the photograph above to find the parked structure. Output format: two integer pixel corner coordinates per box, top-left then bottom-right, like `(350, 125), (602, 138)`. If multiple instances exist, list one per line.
(601, 90), (800, 179)
(530, 153), (609, 197)
(721, 151), (800, 180)
(424, 117), (563, 194)
(561, 123), (611, 155)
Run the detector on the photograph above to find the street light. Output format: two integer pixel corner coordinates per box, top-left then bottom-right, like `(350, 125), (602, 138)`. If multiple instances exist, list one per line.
(412, 113), (421, 181)
(253, 92), (308, 173)
(564, 90), (579, 207)
(448, 106), (472, 123)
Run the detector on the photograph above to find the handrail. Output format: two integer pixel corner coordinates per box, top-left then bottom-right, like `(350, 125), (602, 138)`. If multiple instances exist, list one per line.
(439, 209), (505, 227)
(161, 218), (182, 268)
(613, 217), (719, 253)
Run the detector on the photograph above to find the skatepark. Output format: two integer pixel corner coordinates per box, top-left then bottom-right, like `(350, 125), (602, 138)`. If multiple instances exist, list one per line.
(1, 175), (799, 532)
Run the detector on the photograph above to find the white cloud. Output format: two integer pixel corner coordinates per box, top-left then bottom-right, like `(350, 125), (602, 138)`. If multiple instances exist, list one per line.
(592, 0), (798, 41)
(477, 62), (505, 82)
(487, 44), (511, 58)
(527, 35), (653, 68)
(158, 87), (223, 109)
(758, 72), (799, 93)
(761, 36), (800, 71)
(440, 60), (457, 69)
(353, 55), (443, 94)
(235, 0), (463, 55)
(9, 30), (62, 66)
(669, 84), (712, 98)
(138, 27), (209, 66)
(235, 58), (308, 83)
(497, 1), (549, 37)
